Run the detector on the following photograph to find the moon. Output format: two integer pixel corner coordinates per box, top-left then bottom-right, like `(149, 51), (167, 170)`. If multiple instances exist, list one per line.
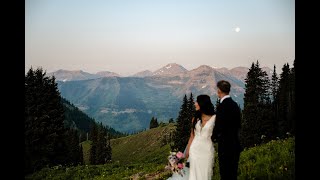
(235, 27), (240, 33)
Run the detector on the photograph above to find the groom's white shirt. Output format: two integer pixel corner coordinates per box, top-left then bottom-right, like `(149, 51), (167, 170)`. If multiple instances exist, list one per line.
(220, 95), (231, 103)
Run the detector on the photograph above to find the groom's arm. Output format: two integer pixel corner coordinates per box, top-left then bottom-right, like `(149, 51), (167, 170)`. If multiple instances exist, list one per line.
(213, 104), (228, 142)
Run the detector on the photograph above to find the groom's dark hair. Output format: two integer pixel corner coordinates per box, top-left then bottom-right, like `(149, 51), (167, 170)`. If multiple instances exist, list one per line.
(217, 80), (231, 94)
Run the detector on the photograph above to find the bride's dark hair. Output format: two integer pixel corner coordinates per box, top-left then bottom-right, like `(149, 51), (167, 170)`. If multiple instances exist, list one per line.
(192, 95), (215, 130)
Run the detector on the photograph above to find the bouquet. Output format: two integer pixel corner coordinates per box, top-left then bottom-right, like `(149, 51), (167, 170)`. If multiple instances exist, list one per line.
(165, 151), (187, 177)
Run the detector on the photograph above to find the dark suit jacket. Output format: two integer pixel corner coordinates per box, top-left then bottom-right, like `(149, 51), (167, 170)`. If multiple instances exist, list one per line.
(212, 97), (242, 153)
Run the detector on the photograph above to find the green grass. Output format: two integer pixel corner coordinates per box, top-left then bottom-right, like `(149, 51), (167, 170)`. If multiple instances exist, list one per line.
(26, 124), (295, 180)
(25, 162), (170, 180)
(110, 123), (175, 165)
(236, 137), (295, 180)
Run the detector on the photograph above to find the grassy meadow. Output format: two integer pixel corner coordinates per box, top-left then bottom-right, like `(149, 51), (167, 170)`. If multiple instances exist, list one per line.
(26, 123), (295, 180)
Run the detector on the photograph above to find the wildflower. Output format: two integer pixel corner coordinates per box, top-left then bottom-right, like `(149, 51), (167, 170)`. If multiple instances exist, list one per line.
(166, 151), (187, 177)
(286, 132), (291, 136)
(176, 152), (184, 159)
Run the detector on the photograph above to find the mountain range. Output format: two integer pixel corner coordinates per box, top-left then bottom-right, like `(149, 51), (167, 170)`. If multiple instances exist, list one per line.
(51, 63), (272, 133)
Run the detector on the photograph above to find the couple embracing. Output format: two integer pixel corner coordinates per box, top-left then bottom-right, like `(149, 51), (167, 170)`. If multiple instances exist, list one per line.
(168, 80), (243, 180)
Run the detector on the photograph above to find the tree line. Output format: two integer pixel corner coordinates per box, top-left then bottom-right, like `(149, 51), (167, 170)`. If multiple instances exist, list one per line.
(25, 67), (113, 174)
(241, 60), (296, 147)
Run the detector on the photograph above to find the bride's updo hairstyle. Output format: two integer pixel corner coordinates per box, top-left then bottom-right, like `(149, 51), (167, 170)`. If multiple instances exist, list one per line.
(192, 95), (215, 130)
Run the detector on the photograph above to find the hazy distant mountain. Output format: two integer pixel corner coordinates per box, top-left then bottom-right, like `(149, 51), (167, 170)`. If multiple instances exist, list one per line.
(229, 67), (250, 82)
(96, 71), (120, 77)
(57, 64), (246, 133)
(132, 70), (153, 77)
(216, 66), (272, 82)
(54, 63), (274, 133)
(153, 63), (188, 76)
(47, 69), (101, 82)
(47, 69), (120, 81)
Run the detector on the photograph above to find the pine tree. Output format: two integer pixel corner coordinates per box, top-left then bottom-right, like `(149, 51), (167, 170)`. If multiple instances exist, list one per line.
(25, 67), (68, 173)
(169, 118), (174, 123)
(186, 93), (195, 139)
(241, 61), (273, 147)
(172, 94), (189, 152)
(270, 64), (280, 139)
(277, 61), (295, 137)
(289, 60), (296, 135)
(105, 132), (112, 162)
(154, 118), (159, 128)
(277, 63), (291, 137)
(79, 144), (84, 165)
(149, 117), (156, 129)
(89, 123), (98, 164)
(65, 128), (81, 165)
(271, 65), (279, 102)
(96, 123), (108, 164)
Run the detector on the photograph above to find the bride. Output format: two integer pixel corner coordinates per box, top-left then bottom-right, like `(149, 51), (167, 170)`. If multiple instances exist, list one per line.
(168, 94), (216, 180)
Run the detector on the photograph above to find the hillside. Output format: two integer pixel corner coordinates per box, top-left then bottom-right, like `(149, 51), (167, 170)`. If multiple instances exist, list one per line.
(79, 123), (175, 166)
(110, 123), (176, 165)
(25, 124), (295, 180)
(62, 97), (125, 138)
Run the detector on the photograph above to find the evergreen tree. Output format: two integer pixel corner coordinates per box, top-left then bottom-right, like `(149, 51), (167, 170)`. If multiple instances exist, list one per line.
(271, 65), (279, 102)
(96, 123), (108, 164)
(89, 123), (98, 164)
(89, 122), (112, 165)
(186, 93), (195, 138)
(79, 144), (84, 165)
(241, 61), (273, 147)
(277, 62), (295, 137)
(149, 117), (156, 129)
(169, 118), (174, 123)
(25, 67), (68, 173)
(105, 132), (112, 162)
(154, 118), (159, 128)
(277, 63), (291, 137)
(65, 128), (81, 165)
(172, 94), (190, 152)
(289, 60), (296, 135)
(270, 64), (280, 139)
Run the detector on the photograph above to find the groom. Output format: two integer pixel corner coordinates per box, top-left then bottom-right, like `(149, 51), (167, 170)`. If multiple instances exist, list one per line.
(212, 80), (242, 180)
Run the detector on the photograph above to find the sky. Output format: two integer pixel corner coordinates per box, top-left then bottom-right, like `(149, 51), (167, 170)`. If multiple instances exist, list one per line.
(25, 0), (295, 76)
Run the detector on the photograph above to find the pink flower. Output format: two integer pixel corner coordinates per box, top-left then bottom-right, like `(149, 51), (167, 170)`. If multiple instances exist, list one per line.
(176, 152), (184, 159)
(177, 163), (184, 169)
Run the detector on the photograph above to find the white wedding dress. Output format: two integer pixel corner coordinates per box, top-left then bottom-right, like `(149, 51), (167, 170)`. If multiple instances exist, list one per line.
(167, 115), (216, 180)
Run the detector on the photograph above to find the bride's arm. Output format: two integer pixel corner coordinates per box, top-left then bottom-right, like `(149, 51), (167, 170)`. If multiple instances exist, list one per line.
(185, 117), (195, 160)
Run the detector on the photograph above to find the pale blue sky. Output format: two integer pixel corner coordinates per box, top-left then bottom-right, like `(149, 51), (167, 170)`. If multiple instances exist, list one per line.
(26, 0), (295, 76)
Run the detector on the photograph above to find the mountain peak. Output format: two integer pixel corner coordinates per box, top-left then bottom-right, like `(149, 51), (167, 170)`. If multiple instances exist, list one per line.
(197, 65), (213, 70)
(153, 63), (187, 76)
(96, 71), (120, 77)
(47, 69), (100, 81)
(132, 70), (153, 77)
